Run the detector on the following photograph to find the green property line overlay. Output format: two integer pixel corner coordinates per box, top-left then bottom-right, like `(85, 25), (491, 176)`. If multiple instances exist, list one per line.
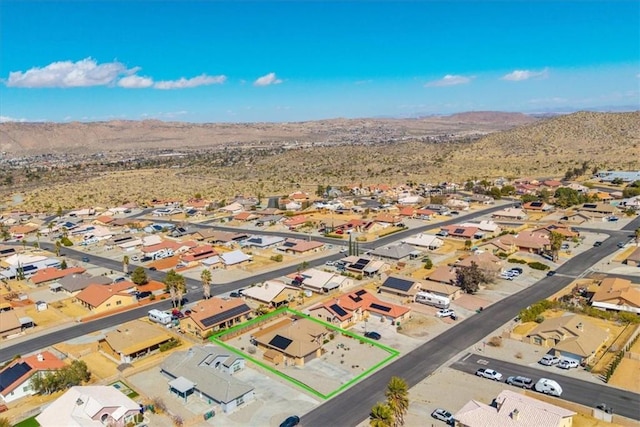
(210, 306), (400, 400)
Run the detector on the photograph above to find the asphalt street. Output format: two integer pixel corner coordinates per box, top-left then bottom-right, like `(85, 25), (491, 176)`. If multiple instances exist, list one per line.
(451, 353), (640, 420)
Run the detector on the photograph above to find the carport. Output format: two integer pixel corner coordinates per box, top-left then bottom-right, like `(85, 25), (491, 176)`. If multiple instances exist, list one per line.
(168, 376), (195, 402)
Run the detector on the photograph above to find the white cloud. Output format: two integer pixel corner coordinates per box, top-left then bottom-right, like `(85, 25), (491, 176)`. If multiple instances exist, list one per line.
(118, 74), (154, 88)
(5, 58), (131, 88)
(153, 74), (226, 90)
(425, 74), (472, 87)
(501, 68), (549, 81)
(0, 115), (26, 123)
(253, 72), (282, 87)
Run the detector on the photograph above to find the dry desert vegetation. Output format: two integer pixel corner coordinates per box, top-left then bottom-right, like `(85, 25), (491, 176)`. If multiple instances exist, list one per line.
(1, 111), (638, 211)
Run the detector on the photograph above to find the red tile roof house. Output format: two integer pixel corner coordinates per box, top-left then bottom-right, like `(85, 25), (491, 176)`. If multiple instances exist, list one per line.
(233, 211), (258, 222)
(522, 201), (554, 211)
(397, 206), (417, 218)
(283, 215), (310, 230)
(440, 225), (479, 239)
(415, 208), (436, 219)
(179, 245), (218, 267)
(373, 214), (402, 225)
(30, 266), (86, 286)
(498, 232), (550, 254)
(0, 351), (66, 403)
(334, 219), (369, 233)
(308, 289), (411, 328)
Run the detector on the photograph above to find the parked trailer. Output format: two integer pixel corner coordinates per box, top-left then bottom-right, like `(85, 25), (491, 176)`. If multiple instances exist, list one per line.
(415, 291), (450, 309)
(148, 309), (172, 325)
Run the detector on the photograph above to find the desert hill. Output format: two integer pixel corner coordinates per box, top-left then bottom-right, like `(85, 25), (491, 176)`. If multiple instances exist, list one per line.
(0, 112), (536, 155)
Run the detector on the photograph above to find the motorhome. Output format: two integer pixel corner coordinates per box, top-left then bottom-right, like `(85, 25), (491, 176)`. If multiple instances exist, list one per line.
(148, 309), (172, 325)
(415, 291), (450, 309)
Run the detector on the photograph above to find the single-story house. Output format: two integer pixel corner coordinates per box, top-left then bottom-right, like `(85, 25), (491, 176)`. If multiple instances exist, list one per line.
(253, 317), (329, 366)
(427, 265), (458, 285)
(192, 229), (248, 244)
(420, 280), (463, 301)
(0, 351), (66, 403)
(0, 309), (25, 338)
(454, 389), (575, 427)
(180, 297), (252, 338)
(401, 234), (443, 250)
(160, 345), (254, 413)
(575, 202), (620, 218)
(525, 314), (609, 364)
(30, 266), (86, 285)
(36, 386), (140, 427)
(294, 268), (353, 294)
(241, 235), (285, 249)
(590, 278), (640, 314)
(75, 281), (137, 314)
(242, 281), (301, 307)
(57, 274), (112, 295)
(625, 247), (640, 267)
(220, 250), (252, 267)
(280, 238), (325, 254)
(532, 223), (580, 240)
(379, 275), (422, 298)
(98, 320), (174, 363)
(491, 208), (528, 220)
(457, 252), (503, 276)
(440, 225), (479, 239)
(522, 201), (554, 211)
(369, 243), (420, 261)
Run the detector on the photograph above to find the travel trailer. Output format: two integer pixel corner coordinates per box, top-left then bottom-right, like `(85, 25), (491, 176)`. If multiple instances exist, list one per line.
(148, 309), (172, 325)
(415, 291), (450, 309)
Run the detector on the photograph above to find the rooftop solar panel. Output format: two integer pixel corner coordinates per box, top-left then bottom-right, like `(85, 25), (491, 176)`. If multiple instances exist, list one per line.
(454, 228), (466, 234)
(282, 242), (296, 247)
(0, 362), (30, 392)
(200, 304), (251, 328)
(530, 201), (543, 207)
(382, 276), (414, 292)
(369, 303), (392, 312)
(349, 295), (362, 303)
(269, 334), (293, 351)
(330, 304), (349, 317)
(584, 204), (597, 209)
(356, 289), (367, 296)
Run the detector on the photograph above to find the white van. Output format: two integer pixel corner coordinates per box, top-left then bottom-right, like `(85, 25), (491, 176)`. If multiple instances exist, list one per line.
(148, 309), (172, 325)
(534, 378), (563, 396)
(415, 291), (450, 309)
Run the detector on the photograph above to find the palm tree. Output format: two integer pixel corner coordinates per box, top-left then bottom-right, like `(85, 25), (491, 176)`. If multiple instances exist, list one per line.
(54, 240), (62, 257)
(385, 376), (409, 427)
(201, 269), (212, 299)
(35, 231), (41, 249)
(370, 402), (394, 427)
(164, 269), (186, 308)
(549, 231), (564, 262)
(635, 227), (640, 245)
(122, 255), (129, 274)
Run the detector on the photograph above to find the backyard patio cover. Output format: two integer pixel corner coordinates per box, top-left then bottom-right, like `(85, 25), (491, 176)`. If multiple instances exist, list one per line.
(169, 376), (195, 394)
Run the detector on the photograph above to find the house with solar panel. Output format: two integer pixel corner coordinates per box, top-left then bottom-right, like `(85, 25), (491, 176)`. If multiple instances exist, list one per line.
(575, 202), (621, 219)
(522, 201), (554, 212)
(180, 297), (252, 338)
(379, 275), (422, 298)
(308, 289), (411, 328)
(290, 268), (353, 294)
(0, 351), (65, 403)
(253, 317), (329, 366)
(160, 345), (254, 413)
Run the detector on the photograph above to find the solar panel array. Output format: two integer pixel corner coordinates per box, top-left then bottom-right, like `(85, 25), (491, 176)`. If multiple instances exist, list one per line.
(200, 304), (251, 328)
(356, 289), (367, 296)
(454, 228), (466, 235)
(282, 242), (296, 247)
(369, 303), (392, 313)
(330, 304), (349, 317)
(530, 201), (543, 207)
(0, 362), (30, 392)
(349, 294), (362, 302)
(269, 334), (293, 351)
(584, 203), (598, 209)
(382, 276), (414, 292)
(351, 258), (370, 270)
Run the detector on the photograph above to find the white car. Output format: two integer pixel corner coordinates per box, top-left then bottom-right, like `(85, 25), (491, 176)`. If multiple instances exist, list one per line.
(436, 309), (455, 318)
(431, 408), (454, 424)
(539, 354), (561, 366)
(557, 359), (579, 369)
(475, 368), (503, 381)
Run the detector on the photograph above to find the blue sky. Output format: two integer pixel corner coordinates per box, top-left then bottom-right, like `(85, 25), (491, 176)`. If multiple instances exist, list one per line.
(1, 1), (639, 123)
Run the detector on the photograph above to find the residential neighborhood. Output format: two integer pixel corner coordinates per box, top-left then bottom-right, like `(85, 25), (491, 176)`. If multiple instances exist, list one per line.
(0, 172), (639, 427)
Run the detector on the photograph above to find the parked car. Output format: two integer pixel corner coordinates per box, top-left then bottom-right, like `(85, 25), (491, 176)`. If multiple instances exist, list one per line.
(436, 309), (455, 318)
(81, 256), (90, 262)
(539, 354), (561, 366)
(279, 415), (300, 427)
(509, 267), (523, 274)
(431, 408), (454, 424)
(593, 241), (603, 247)
(171, 309), (184, 319)
(325, 260), (336, 266)
(546, 270), (557, 277)
(475, 368), (503, 381)
(229, 292), (241, 298)
(364, 331), (382, 340)
(617, 242), (626, 248)
(506, 376), (534, 389)
(596, 403), (613, 414)
(149, 267), (157, 271)
(557, 359), (579, 369)
(607, 216), (619, 222)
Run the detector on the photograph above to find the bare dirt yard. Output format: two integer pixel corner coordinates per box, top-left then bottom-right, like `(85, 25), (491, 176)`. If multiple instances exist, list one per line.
(608, 338), (640, 393)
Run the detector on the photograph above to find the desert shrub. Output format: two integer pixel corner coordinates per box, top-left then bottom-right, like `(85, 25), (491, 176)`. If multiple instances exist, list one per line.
(528, 261), (550, 271)
(270, 254), (283, 262)
(487, 336), (503, 347)
(519, 299), (554, 322)
(508, 258), (527, 264)
(496, 252), (509, 259)
(60, 237), (73, 246)
(159, 338), (180, 352)
(515, 352), (523, 359)
(247, 346), (256, 355)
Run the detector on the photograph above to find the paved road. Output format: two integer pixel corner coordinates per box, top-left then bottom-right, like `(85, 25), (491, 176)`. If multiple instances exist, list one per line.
(301, 240), (632, 426)
(451, 353), (640, 420)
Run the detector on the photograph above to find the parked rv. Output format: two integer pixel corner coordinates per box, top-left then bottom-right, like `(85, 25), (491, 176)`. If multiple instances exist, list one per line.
(148, 309), (172, 325)
(534, 378), (563, 396)
(415, 291), (450, 309)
